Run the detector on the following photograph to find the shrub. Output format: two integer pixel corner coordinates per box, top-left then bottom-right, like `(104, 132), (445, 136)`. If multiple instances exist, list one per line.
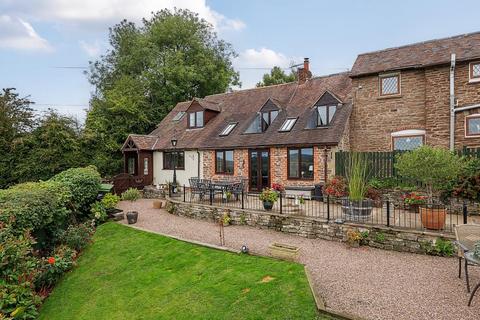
(50, 166), (101, 213)
(402, 192), (427, 205)
(0, 181), (71, 244)
(58, 222), (95, 251)
(36, 245), (77, 289)
(450, 158), (480, 201)
(90, 202), (108, 223)
(324, 176), (347, 197)
(258, 188), (278, 203)
(1, 282), (41, 320)
(395, 146), (463, 202)
(101, 193), (120, 210)
(121, 188), (141, 202)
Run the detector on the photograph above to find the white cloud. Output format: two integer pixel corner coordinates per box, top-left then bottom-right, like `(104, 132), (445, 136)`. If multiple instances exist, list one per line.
(0, 15), (52, 51)
(79, 40), (101, 57)
(234, 48), (300, 88)
(1, 0), (245, 31)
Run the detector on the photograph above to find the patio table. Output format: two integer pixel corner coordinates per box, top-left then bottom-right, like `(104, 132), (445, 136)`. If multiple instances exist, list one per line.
(466, 252), (480, 306)
(209, 181), (237, 201)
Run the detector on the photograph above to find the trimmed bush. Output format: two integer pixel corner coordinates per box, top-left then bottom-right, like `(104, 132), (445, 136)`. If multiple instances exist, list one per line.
(50, 166), (101, 213)
(0, 181), (71, 237)
(101, 193), (120, 210)
(58, 222), (95, 251)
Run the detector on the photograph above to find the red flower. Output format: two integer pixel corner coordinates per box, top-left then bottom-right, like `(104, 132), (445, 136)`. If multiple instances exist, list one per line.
(48, 257), (56, 265)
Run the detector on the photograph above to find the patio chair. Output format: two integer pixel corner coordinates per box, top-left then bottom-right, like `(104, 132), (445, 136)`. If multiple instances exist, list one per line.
(189, 177), (205, 202)
(455, 224), (480, 292)
(229, 181), (244, 201)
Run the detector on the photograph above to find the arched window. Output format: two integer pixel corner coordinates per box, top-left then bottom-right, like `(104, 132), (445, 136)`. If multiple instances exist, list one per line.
(391, 129), (425, 151)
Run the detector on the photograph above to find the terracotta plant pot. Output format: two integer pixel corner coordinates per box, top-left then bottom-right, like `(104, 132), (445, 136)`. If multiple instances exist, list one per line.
(153, 200), (163, 209)
(420, 206), (446, 230)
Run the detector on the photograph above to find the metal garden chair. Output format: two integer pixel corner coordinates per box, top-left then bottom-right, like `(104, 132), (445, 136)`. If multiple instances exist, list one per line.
(455, 224), (480, 293)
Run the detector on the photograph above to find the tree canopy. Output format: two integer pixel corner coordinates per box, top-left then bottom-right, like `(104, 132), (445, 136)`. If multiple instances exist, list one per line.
(84, 8), (240, 175)
(256, 66), (296, 87)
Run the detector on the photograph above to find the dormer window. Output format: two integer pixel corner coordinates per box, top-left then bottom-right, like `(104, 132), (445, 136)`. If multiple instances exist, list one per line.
(261, 110), (278, 131)
(316, 105), (336, 127)
(188, 111), (204, 128)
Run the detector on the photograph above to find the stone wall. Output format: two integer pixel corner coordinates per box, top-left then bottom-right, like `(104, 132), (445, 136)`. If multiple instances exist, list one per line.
(165, 198), (454, 255)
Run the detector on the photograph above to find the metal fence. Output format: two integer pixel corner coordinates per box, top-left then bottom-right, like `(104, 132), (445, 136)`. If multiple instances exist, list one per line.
(174, 186), (471, 234)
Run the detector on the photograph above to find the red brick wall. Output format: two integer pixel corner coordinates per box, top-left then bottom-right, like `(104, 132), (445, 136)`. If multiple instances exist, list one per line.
(351, 63), (480, 151)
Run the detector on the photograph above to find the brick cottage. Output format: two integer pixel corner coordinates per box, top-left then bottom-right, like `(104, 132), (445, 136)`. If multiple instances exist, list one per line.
(119, 32), (480, 194)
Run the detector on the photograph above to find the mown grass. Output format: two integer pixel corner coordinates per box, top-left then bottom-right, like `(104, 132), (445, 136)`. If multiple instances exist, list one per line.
(39, 223), (325, 319)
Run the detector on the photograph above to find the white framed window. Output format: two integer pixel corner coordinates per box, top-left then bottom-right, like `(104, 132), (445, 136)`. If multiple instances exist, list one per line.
(469, 62), (480, 82)
(316, 105), (336, 126)
(380, 74), (400, 96)
(219, 122), (237, 136)
(279, 117), (297, 132)
(391, 129), (425, 150)
(466, 114), (480, 137)
(188, 111), (204, 128)
(143, 158), (149, 175)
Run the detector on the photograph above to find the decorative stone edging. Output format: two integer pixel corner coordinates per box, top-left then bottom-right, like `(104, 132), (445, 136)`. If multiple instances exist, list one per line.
(165, 198), (455, 255)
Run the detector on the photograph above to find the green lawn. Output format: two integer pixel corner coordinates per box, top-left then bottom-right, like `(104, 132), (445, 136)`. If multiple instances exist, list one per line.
(39, 223), (323, 320)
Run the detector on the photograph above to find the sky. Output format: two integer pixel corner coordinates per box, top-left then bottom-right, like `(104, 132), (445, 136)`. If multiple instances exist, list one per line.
(1, 0), (480, 122)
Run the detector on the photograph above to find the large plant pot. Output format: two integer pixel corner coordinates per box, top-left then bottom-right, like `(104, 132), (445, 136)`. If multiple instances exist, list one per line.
(341, 198), (373, 222)
(263, 201), (274, 211)
(420, 206), (446, 230)
(126, 211), (139, 224)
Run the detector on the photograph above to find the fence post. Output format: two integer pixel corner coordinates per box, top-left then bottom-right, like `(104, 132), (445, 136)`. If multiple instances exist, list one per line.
(209, 188), (213, 206)
(386, 200), (391, 227)
(279, 192), (283, 214)
(241, 190), (245, 210)
(183, 185), (186, 202)
(168, 183), (171, 198)
(463, 201), (468, 224)
(326, 195), (330, 221)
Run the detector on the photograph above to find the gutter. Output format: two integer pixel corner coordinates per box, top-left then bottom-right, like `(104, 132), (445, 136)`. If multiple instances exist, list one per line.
(449, 53), (456, 151)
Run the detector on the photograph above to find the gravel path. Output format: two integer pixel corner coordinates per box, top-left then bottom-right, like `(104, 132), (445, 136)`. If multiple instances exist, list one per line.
(119, 199), (480, 320)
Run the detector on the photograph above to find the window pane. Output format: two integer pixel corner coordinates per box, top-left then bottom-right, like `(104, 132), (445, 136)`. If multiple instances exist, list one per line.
(317, 106), (327, 126)
(288, 149), (299, 178)
(329, 106), (336, 123)
(189, 113), (195, 127)
(163, 153), (171, 169)
(270, 110), (279, 122)
(280, 118), (296, 131)
(143, 158), (148, 175)
(216, 151), (224, 172)
(128, 157), (135, 174)
(225, 150), (234, 173)
(245, 114), (261, 133)
(381, 76), (399, 95)
(468, 117), (480, 135)
(473, 64), (480, 78)
(196, 111), (204, 127)
(300, 148), (314, 179)
(262, 112), (269, 131)
(393, 136), (423, 151)
(176, 152), (185, 169)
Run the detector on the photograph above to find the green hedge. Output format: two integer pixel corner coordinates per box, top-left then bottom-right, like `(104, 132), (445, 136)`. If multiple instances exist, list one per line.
(50, 165), (101, 214)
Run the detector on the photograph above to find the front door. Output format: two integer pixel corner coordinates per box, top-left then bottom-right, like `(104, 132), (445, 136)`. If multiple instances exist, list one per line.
(249, 149), (270, 192)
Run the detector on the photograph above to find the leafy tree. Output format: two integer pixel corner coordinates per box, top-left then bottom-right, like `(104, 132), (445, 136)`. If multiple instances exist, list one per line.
(85, 8), (240, 176)
(12, 110), (85, 182)
(0, 88), (35, 188)
(256, 66), (296, 87)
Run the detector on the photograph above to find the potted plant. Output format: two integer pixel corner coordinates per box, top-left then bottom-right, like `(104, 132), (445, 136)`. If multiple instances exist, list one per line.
(121, 188), (141, 224)
(272, 183), (285, 194)
(402, 192), (427, 213)
(341, 152), (373, 221)
(101, 193), (121, 217)
(396, 146), (463, 230)
(259, 188), (278, 211)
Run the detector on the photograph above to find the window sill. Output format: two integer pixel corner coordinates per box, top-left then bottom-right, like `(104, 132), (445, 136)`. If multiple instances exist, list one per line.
(186, 127), (204, 131)
(214, 172), (234, 175)
(287, 177), (315, 181)
(468, 79), (480, 84)
(162, 168), (185, 171)
(465, 134), (480, 138)
(377, 94), (402, 100)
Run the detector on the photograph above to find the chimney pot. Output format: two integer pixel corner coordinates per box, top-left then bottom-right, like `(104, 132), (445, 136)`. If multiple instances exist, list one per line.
(304, 58), (309, 72)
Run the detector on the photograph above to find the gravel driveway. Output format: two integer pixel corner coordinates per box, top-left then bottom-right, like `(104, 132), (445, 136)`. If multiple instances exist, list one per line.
(118, 199), (480, 320)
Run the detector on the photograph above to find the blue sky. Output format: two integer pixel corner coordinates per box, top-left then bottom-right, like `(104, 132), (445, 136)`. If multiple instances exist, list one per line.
(1, 0), (480, 121)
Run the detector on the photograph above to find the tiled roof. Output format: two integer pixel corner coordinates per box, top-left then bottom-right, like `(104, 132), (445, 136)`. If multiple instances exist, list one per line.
(351, 31), (480, 77)
(144, 72), (352, 150)
(122, 134), (158, 151)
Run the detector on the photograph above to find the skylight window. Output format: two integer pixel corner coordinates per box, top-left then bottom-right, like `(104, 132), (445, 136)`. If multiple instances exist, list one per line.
(172, 111), (185, 121)
(279, 118), (297, 132)
(219, 122), (237, 136)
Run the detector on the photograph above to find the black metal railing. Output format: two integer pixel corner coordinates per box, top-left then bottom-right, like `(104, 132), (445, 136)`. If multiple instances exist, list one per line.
(180, 186), (470, 233)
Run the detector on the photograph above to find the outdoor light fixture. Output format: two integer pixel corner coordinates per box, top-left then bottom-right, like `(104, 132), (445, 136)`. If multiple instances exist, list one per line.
(171, 137), (177, 147)
(241, 245), (249, 254)
(171, 130), (178, 194)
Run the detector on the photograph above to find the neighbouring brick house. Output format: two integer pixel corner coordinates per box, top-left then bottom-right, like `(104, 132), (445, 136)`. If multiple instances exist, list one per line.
(119, 31), (480, 193)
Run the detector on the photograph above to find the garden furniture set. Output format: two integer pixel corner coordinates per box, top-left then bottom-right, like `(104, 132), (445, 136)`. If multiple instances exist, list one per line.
(455, 224), (480, 306)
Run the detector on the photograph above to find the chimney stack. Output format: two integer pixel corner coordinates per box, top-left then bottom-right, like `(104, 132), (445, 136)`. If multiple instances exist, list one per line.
(298, 57), (312, 84)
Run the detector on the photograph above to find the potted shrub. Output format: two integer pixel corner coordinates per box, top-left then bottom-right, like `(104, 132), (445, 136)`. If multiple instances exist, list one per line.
(341, 152), (373, 221)
(259, 188), (278, 211)
(396, 146), (463, 230)
(402, 192), (427, 213)
(121, 188), (141, 224)
(101, 193), (121, 217)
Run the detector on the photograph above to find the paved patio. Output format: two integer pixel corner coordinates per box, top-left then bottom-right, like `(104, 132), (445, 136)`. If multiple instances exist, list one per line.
(119, 199), (480, 320)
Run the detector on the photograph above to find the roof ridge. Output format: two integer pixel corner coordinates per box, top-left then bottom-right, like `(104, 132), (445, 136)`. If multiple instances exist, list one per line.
(357, 30), (480, 56)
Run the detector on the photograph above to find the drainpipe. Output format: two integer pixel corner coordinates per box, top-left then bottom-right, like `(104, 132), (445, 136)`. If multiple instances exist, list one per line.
(197, 150), (201, 178)
(449, 53), (456, 151)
